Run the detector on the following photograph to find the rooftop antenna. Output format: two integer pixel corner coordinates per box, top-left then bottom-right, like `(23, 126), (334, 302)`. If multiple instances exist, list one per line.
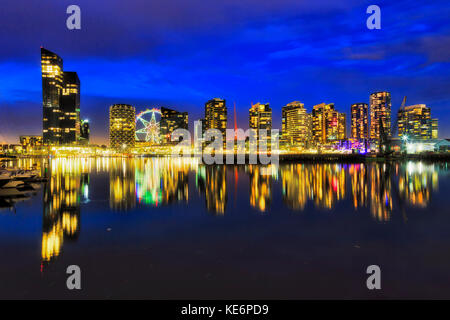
(400, 96), (407, 110)
(234, 102), (238, 132)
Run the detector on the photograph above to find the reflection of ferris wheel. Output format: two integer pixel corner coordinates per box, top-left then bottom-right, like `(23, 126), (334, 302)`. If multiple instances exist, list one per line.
(135, 108), (162, 143)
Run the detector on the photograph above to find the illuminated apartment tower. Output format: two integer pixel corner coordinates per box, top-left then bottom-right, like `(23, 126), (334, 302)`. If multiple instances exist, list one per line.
(41, 47), (83, 145)
(281, 101), (311, 149)
(398, 104), (438, 140)
(109, 104), (136, 150)
(249, 103), (272, 146)
(41, 48), (64, 144)
(159, 107), (188, 144)
(370, 92), (391, 140)
(205, 98), (227, 147)
(60, 72), (81, 144)
(351, 103), (369, 139)
(312, 103), (346, 144)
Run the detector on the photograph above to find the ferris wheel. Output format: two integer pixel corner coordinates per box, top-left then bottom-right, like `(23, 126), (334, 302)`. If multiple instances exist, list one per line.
(135, 108), (162, 144)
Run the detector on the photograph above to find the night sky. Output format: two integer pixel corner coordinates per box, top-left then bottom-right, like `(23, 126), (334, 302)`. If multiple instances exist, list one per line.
(0, 0), (449, 144)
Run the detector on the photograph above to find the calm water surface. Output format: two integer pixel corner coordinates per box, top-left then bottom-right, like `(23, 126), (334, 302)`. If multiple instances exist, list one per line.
(1, 157), (450, 299)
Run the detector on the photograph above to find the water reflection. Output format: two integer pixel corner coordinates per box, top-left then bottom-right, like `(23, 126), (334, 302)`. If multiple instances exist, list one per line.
(248, 165), (273, 212)
(42, 158), (89, 265)
(1, 157), (448, 267)
(196, 165), (227, 215)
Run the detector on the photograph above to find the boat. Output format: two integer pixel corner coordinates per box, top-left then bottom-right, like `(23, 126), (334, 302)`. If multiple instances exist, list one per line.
(2, 180), (25, 189)
(0, 171), (12, 188)
(0, 187), (30, 198)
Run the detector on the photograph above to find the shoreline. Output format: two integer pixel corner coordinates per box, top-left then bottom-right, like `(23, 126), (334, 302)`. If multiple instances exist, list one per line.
(2, 153), (450, 163)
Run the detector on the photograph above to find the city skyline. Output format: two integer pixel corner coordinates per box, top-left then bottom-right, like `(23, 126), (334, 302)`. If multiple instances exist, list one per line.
(3, 46), (447, 148)
(0, 0), (449, 144)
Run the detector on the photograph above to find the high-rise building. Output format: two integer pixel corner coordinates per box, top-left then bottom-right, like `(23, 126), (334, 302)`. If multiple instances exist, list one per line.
(249, 103), (272, 146)
(397, 104), (438, 140)
(41, 47), (83, 145)
(351, 103), (369, 139)
(41, 48), (64, 145)
(205, 98), (227, 146)
(159, 107), (188, 144)
(312, 103), (346, 144)
(60, 72), (81, 144)
(432, 119), (438, 139)
(80, 119), (90, 144)
(109, 104), (136, 150)
(370, 91), (391, 140)
(281, 101), (311, 149)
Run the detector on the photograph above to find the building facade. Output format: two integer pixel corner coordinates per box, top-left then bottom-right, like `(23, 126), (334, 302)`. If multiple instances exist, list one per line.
(20, 136), (43, 152)
(351, 103), (369, 139)
(281, 101), (311, 149)
(249, 103), (272, 143)
(312, 103), (346, 144)
(370, 91), (391, 140)
(398, 104), (438, 140)
(205, 98), (227, 147)
(159, 107), (188, 144)
(60, 72), (81, 144)
(109, 104), (136, 150)
(41, 48), (64, 145)
(80, 119), (90, 144)
(41, 48), (83, 145)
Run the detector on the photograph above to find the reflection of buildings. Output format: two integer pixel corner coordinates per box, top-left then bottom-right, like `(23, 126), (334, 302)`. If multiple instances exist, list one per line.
(349, 164), (368, 209)
(109, 158), (194, 210)
(279, 162), (440, 220)
(280, 164), (345, 210)
(42, 158), (90, 264)
(398, 162), (438, 207)
(281, 164), (310, 210)
(109, 158), (136, 210)
(369, 164), (393, 221)
(196, 165), (227, 215)
(248, 165), (272, 212)
(135, 158), (189, 206)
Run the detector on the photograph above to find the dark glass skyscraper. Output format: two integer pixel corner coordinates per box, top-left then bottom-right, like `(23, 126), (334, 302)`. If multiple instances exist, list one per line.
(60, 72), (81, 144)
(80, 119), (90, 144)
(41, 48), (82, 145)
(160, 107), (188, 144)
(41, 48), (64, 144)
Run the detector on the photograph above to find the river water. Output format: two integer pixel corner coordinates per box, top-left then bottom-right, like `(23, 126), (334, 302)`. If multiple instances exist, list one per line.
(0, 157), (449, 298)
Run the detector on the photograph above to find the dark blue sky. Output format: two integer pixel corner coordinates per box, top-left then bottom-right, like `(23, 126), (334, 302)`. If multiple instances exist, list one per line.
(0, 0), (449, 143)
